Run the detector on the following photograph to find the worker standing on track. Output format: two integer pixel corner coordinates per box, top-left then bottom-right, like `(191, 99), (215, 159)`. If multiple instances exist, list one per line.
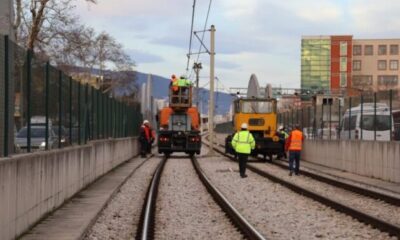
(139, 120), (152, 158)
(277, 126), (289, 160)
(148, 126), (156, 154)
(285, 124), (304, 176)
(231, 123), (255, 178)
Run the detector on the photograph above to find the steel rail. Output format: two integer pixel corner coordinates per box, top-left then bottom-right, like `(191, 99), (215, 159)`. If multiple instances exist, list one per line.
(203, 140), (400, 238)
(191, 156), (267, 240)
(137, 156), (167, 240)
(265, 158), (400, 207)
(207, 135), (400, 207)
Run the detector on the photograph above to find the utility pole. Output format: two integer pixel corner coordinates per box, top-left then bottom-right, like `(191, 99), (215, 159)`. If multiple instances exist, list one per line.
(208, 25), (216, 155)
(193, 62), (202, 107)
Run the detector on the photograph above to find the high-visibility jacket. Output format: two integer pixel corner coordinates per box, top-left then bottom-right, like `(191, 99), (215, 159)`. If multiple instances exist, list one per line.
(178, 78), (191, 87)
(280, 130), (289, 139)
(285, 129), (304, 151)
(231, 130), (255, 154)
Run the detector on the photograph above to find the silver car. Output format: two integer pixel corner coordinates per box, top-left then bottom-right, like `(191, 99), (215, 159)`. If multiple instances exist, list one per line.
(15, 126), (58, 152)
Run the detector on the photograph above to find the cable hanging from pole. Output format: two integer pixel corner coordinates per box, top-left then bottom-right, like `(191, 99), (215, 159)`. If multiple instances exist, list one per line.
(186, 0), (197, 72)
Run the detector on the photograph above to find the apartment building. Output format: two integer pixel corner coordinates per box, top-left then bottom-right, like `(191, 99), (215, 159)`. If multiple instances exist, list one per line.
(301, 35), (400, 94)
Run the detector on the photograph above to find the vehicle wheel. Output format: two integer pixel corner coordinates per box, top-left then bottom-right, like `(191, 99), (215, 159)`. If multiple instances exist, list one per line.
(268, 154), (273, 162)
(189, 152), (195, 157)
(263, 154), (268, 162)
(165, 152), (171, 158)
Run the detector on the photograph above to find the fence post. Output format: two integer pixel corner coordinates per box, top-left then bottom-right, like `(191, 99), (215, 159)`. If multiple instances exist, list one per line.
(96, 89), (100, 139)
(78, 82), (81, 145)
(45, 62), (50, 150)
(329, 100), (332, 140)
(338, 99), (341, 140)
(313, 105), (317, 138)
(85, 83), (89, 144)
(106, 96), (109, 138)
(390, 90), (393, 141)
(4, 35), (9, 156)
(91, 87), (95, 140)
(102, 93), (105, 138)
(58, 71), (62, 148)
(349, 97), (352, 139)
(26, 50), (32, 152)
(321, 102), (324, 138)
(360, 94), (363, 140)
(69, 77), (72, 144)
(374, 92), (377, 141)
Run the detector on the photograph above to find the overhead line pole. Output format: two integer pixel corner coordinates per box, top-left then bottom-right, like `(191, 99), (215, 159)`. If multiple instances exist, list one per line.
(208, 25), (216, 156)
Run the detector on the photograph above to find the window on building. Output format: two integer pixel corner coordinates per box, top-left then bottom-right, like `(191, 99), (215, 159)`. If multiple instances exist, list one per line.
(353, 45), (362, 55)
(378, 45), (387, 55)
(340, 41), (347, 56)
(378, 75), (398, 86)
(340, 57), (347, 71)
(340, 72), (347, 87)
(390, 45), (398, 55)
(365, 45), (373, 55)
(352, 75), (373, 87)
(378, 60), (387, 70)
(390, 60), (398, 70)
(353, 60), (361, 71)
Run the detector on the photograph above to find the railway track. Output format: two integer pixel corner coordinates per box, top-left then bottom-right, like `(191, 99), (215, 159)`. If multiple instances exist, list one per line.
(208, 135), (400, 206)
(203, 138), (400, 238)
(136, 154), (266, 240)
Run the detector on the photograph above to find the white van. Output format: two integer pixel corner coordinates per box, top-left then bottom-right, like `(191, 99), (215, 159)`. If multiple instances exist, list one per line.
(340, 103), (394, 141)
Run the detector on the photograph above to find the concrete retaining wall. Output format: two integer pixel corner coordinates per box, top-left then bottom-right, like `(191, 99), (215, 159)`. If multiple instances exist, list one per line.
(302, 140), (400, 183)
(0, 137), (138, 240)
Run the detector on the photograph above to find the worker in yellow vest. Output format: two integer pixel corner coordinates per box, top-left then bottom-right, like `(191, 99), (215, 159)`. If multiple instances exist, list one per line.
(285, 124), (304, 176)
(231, 123), (255, 178)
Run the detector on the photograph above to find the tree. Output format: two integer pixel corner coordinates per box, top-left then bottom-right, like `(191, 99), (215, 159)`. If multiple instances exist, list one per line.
(14, 0), (96, 51)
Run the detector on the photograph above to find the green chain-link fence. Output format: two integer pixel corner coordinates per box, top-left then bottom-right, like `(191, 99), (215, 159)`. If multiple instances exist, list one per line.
(0, 35), (142, 157)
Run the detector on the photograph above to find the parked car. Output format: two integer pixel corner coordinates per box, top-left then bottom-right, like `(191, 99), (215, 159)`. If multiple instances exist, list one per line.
(15, 126), (57, 152)
(339, 103), (394, 141)
(52, 125), (70, 146)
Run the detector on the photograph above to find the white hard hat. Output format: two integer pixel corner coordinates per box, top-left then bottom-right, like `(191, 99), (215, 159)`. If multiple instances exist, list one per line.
(143, 120), (149, 124)
(279, 126), (284, 130)
(241, 123), (248, 129)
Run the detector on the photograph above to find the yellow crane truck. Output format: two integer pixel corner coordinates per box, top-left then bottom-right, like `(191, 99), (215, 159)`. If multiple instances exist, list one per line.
(225, 97), (282, 161)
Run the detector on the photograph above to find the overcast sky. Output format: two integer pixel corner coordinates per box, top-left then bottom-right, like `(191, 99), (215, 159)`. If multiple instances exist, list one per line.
(75, 0), (400, 92)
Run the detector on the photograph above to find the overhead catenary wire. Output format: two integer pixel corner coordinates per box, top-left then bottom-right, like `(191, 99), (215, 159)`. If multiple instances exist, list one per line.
(186, 0), (197, 72)
(189, 0), (213, 79)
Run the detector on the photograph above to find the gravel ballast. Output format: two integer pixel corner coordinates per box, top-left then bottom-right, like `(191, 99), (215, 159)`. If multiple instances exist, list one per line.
(249, 160), (400, 227)
(212, 133), (400, 228)
(198, 147), (395, 240)
(155, 155), (242, 240)
(84, 156), (161, 240)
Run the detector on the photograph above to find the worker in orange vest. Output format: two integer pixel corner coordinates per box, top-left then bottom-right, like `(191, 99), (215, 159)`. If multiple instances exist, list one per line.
(139, 120), (152, 158)
(170, 74), (179, 92)
(170, 74), (179, 103)
(285, 124), (304, 176)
